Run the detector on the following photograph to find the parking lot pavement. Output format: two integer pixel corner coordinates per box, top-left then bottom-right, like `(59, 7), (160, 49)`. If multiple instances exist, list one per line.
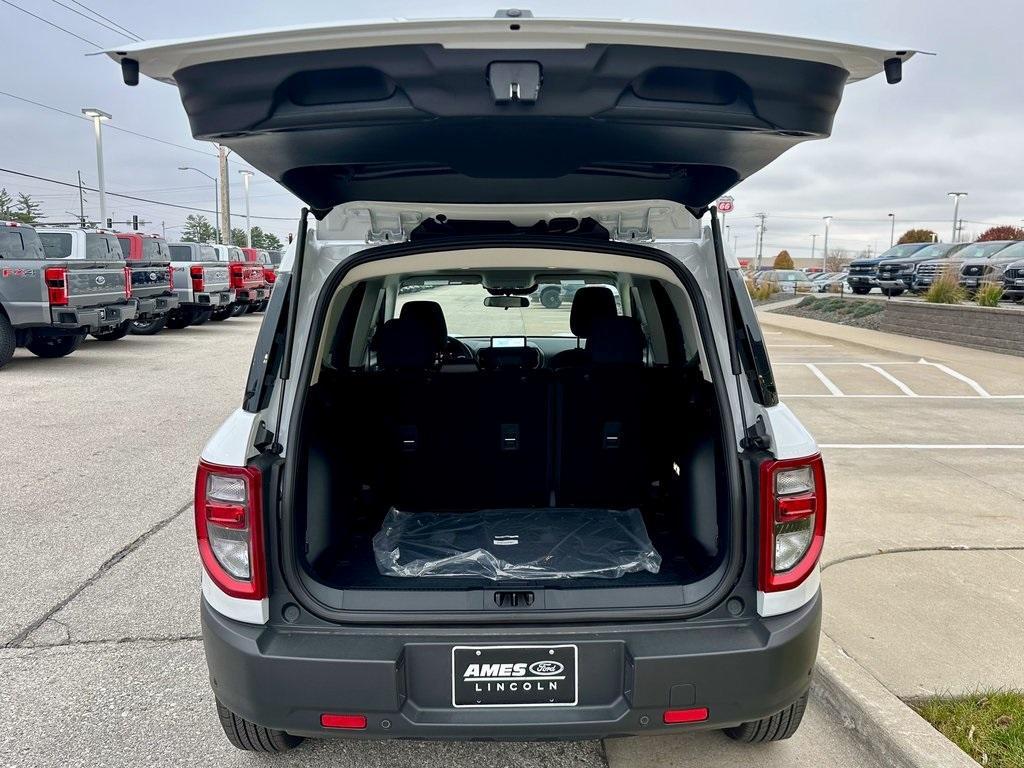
(761, 312), (1024, 698)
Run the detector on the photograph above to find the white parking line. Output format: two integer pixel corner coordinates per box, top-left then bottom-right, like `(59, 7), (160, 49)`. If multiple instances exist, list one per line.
(861, 363), (918, 396)
(820, 444), (1024, 449)
(785, 394), (1024, 399)
(769, 344), (835, 348)
(919, 359), (991, 398)
(805, 363), (844, 396)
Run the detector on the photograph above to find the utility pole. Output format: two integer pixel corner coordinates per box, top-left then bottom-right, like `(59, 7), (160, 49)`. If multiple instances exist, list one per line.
(218, 145), (232, 245)
(809, 234), (818, 264)
(754, 212), (767, 268)
(77, 170), (86, 227)
(239, 169), (254, 247)
(888, 212), (895, 248)
(947, 192), (967, 243)
(822, 216), (833, 272)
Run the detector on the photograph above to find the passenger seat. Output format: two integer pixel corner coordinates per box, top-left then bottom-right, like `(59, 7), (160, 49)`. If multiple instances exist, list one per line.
(548, 286), (618, 369)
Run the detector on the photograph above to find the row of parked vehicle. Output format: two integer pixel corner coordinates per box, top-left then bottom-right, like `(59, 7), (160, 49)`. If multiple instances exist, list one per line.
(0, 221), (281, 369)
(751, 269), (848, 293)
(847, 239), (1024, 299)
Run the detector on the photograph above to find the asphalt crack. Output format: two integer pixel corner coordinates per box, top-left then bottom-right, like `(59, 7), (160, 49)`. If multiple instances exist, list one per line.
(3, 497), (193, 649)
(823, 544), (1024, 571)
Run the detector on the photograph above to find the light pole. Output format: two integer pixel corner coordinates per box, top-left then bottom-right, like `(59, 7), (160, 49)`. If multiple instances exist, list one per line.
(81, 108), (111, 225)
(178, 166), (218, 242)
(238, 169), (254, 247)
(947, 192), (967, 243)
(809, 234), (818, 264)
(822, 216), (833, 272)
(888, 213), (895, 248)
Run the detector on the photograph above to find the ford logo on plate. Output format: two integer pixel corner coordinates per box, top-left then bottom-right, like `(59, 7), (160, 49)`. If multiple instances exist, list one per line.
(149, 272), (158, 280)
(529, 661), (564, 676)
(95, 275), (106, 285)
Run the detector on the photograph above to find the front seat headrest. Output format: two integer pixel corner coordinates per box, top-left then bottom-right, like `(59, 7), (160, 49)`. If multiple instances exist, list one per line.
(375, 317), (437, 370)
(400, 300), (448, 349)
(588, 316), (646, 366)
(569, 286), (617, 338)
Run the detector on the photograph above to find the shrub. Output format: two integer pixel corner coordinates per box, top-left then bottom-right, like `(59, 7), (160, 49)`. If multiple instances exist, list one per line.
(797, 295), (817, 308)
(976, 282), (1004, 307)
(977, 225), (1024, 242)
(747, 281), (775, 301)
(924, 268), (966, 304)
(773, 250), (794, 269)
(852, 302), (883, 318)
(897, 228), (937, 244)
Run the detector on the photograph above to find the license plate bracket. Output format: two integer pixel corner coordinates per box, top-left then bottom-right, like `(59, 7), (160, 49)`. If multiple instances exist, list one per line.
(451, 645), (578, 708)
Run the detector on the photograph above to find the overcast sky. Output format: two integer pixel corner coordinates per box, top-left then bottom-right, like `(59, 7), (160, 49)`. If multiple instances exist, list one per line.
(2, 0), (1022, 259)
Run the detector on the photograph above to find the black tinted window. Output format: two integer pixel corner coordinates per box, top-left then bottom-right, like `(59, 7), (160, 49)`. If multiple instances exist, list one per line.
(86, 234), (119, 259)
(39, 232), (73, 258)
(118, 238), (130, 258)
(1, 229), (43, 258)
(169, 245), (194, 261)
(200, 245), (217, 261)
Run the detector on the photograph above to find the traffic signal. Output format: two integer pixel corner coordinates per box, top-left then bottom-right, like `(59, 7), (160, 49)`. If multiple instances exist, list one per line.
(106, 218), (113, 229)
(132, 215), (139, 230)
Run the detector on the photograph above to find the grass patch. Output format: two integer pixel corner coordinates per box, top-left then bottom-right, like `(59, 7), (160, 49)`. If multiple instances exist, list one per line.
(913, 691), (1024, 767)
(851, 302), (884, 318)
(796, 295), (818, 308)
(976, 282), (1004, 308)
(925, 269), (967, 304)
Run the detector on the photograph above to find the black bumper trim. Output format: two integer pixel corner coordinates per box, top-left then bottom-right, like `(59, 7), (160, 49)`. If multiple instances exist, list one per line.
(201, 591), (821, 740)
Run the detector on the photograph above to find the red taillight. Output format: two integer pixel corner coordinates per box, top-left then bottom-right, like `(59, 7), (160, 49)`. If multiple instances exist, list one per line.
(229, 262), (243, 289)
(190, 265), (205, 294)
(663, 707), (709, 724)
(320, 714), (367, 730)
(44, 266), (68, 306)
(123, 266), (133, 299)
(195, 461), (265, 600)
(759, 454), (827, 593)
(266, 270), (277, 284)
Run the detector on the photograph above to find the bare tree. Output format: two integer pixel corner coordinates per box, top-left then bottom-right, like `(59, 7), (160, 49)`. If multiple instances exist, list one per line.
(826, 248), (850, 272)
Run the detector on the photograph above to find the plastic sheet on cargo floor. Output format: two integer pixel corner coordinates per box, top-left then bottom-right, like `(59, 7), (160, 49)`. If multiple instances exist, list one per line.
(373, 507), (661, 580)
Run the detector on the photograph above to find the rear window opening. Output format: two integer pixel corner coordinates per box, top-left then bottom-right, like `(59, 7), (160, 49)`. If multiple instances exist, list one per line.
(284, 246), (741, 621)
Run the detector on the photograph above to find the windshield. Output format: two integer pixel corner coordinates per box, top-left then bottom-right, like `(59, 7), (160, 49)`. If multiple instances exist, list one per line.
(906, 242), (957, 260)
(956, 242), (1015, 260)
(993, 241), (1024, 260)
(395, 279), (619, 338)
(875, 243), (929, 260)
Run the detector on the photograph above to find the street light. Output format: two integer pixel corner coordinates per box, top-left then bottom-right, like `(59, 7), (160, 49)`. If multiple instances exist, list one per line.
(238, 169), (254, 247)
(809, 234), (818, 264)
(178, 166), (219, 242)
(888, 213), (895, 248)
(947, 192), (967, 243)
(81, 108), (111, 225)
(822, 216), (833, 271)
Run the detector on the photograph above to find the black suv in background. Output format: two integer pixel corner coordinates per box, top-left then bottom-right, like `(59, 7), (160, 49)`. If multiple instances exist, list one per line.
(875, 241), (968, 295)
(846, 243), (929, 294)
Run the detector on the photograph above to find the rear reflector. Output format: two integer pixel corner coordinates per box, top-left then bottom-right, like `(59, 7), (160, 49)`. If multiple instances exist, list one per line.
(320, 714), (367, 730)
(663, 707), (709, 724)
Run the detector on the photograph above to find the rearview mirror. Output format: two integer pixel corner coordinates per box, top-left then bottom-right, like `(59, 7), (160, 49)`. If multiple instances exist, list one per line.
(484, 296), (529, 309)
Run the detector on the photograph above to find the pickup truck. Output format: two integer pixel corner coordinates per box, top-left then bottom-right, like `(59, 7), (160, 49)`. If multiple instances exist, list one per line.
(958, 240), (1022, 294)
(241, 247), (275, 312)
(112, 232), (179, 336)
(1002, 258), (1024, 302)
(875, 241), (968, 295)
(166, 242), (235, 327)
(212, 244), (267, 316)
(846, 242), (929, 294)
(0, 221), (136, 367)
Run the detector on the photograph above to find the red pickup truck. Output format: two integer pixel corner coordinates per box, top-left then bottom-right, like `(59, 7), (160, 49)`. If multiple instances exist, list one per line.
(212, 245), (267, 318)
(241, 247), (275, 312)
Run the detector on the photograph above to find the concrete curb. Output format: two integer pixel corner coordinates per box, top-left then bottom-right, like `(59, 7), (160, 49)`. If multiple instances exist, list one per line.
(812, 633), (976, 768)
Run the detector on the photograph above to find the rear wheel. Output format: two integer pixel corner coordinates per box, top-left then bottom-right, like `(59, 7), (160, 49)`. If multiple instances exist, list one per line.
(26, 333), (83, 358)
(215, 699), (302, 753)
(851, 286), (871, 295)
(166, 310), (193, 329)
(231, 303), (249, 317)
(540, 286), (562, 309)
(191, 308), (215, 326)
(90, 321), (131, 341)
(130, 316), (168, 335)
(210, 306), (233, 321)
(0, 312), (16, 369)
(724, 692), (808, 743)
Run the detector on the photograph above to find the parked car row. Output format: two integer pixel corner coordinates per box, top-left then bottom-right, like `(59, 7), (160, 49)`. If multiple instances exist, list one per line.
(0, 221), (281, 369)
(848, 240), (1024, 299)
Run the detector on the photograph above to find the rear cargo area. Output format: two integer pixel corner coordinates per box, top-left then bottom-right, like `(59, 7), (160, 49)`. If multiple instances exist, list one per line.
(295, 363), (728, 602)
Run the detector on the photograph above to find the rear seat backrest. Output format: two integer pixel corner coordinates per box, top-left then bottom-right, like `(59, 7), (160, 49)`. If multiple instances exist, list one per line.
(549, 286), (618, 369)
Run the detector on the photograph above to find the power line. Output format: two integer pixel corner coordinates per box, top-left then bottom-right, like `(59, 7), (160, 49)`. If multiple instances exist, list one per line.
(0, 90), (216, 157)
(0, 0), (101, 48)
(68, 0), (142, 40)
(0, 167), (296, 222)
(49, 0), (140, 41)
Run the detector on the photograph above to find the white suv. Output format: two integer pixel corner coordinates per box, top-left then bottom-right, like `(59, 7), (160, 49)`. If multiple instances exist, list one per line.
(108, 14), (912, 752)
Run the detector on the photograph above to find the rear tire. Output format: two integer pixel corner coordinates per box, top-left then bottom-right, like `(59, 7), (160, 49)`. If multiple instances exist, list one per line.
(851, 286), (871, 295)
(191, 309), (214, 326)
(540, 286), (562, 309)
(90, 321), (131, 341)
(210, 306), (233, 321)
(26, 333), (83, 358)
(166, 310), (193, 330)
(130, 315), (168, 336)
(0, 312), (16, 369)
(231, 303), (248, 317)
(724, 692), (808, 743)
(215, 699), (302, 753)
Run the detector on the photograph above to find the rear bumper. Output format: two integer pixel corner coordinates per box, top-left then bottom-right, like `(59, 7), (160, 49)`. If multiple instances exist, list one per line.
(135, 294), (180, 318)
(191, 290), (234, 308)
(201, 590), (821, 740)
(50, 302), (137, 331)
(235, 287), (268, 303)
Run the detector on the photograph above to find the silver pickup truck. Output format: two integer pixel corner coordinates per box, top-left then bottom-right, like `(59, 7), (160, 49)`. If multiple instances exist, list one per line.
(0, 221), (137, 368)
(166, 242), (234, 328)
